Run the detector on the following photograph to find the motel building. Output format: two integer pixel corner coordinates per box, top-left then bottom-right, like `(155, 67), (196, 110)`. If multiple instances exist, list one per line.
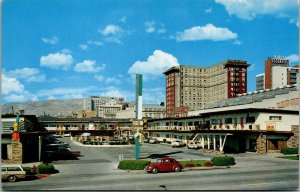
(146, 108), (299, 154)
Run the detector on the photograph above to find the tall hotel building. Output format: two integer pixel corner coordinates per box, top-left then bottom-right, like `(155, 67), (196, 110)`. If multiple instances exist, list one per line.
(265, 56), (289, 89)
(256, 56), (299, 91)
(164, 60), (250, 117)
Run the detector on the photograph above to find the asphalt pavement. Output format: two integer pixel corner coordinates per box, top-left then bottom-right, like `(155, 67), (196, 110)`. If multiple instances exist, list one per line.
(2, 138), (299, 191)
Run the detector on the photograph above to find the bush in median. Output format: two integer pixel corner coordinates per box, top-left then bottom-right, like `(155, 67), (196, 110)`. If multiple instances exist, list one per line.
(280, 148), (299, 155)
(37, 163), (58, 174)
(118, 160), (151, 170)
(211, 156), (235, 166)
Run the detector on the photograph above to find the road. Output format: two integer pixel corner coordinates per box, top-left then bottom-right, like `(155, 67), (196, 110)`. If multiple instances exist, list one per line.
(2, 138), (299, 191)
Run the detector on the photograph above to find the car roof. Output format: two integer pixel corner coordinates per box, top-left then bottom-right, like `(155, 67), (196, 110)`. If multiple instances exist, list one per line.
(159, 157), (175, 160)
(2, 164), (22, 167)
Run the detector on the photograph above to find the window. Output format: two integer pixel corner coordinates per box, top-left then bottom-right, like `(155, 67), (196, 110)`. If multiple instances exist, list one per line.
(246, 116), (255, 123)
(225, 118), (232, 124)
(269, 116), (282, 121)
(7, 167), (22, 171)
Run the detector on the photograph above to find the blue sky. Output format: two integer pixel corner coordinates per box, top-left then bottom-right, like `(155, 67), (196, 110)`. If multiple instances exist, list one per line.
(2, 0), (299, 104)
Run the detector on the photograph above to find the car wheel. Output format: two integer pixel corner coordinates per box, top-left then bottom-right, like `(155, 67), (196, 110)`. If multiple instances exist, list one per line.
(7, 175), (17, 182)
(174, 166), (181, 172)
(152, 167), (158, 174)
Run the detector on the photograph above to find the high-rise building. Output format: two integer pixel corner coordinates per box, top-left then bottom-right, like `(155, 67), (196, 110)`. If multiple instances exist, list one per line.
(288, 66), (299, 85)
(257, 56), (299, 91)
(164, 60), (250, 117)
(265, 56), (289, 89)
(256, 73), (265, 91)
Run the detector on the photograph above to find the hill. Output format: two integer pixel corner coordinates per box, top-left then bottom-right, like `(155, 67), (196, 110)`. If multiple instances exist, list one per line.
(1, 98), (84, 116)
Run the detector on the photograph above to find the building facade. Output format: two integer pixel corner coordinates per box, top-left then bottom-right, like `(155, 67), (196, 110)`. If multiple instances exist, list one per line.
(256, 73), (265, 91)
(146, 108), (299, 154)
(83, 96), (125, 118)
(164, 60), (249, 116)
(264, 56), (289, 89)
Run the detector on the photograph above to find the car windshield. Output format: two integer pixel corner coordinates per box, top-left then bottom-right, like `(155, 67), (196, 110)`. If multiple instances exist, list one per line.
(156, 159), (163, 163)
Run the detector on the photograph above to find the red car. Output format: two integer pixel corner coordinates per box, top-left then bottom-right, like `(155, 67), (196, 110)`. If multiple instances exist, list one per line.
(144, 157), (183, 174)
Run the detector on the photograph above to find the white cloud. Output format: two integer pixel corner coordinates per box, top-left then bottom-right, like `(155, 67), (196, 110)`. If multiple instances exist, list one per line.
(40, 52), (73, 70)
(205, 8), (213, 13)
(145, 21), (156, 33)
(145, 21), (166, 34)
(286, 54), (299, 64)
(233, 39), (242, 45)
(94, 75), (123, 85)
(143, 87), (165, 104)
(99, 25), (124, 36)
(6, 68), (46, 83)
(79, 44), (88, 50)
(128, 50), (180, 76)
(2, 74), (24, 95)
(175, 23), (237, 42)
(41, 36), (58, 44)
(98, 24), (131, 44)
(87, 40), (104, 46)
(61, 49), (72, 54)
(27, 74), (46, 83)
(94, 75), (105, 82)
(74, 60), (105, 73)
(215, 0), (298, 20)
(7, 68), (39, 78)
(37, 86), (95, 99)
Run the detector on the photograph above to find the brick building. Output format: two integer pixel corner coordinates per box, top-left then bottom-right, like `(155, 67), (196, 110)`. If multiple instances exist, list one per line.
(164, 60), (250, 117)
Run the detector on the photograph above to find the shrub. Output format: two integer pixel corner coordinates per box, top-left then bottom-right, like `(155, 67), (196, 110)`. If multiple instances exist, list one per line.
(280, 148), (299, 155)
(23, 167), (37, 175)
(185, 163), (195, 167)
(37, 163), (57, 174)
(211, 156), (235, 166)
(118, 160), (151, 170)
(203, 161), (214, 167)
(179, 160), (209, 167)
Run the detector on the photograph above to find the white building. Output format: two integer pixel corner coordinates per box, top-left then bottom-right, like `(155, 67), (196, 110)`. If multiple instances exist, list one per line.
(272, 66), (288, 89)
(146, 108), (299, 154)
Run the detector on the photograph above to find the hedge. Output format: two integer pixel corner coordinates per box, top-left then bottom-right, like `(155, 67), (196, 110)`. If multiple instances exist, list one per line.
(37, 163), (58, 174)
(211, 156), (235, 166)
(118, 160), (151, 170)
(280, 148), (299, 155)
(178, 160), (210, 167)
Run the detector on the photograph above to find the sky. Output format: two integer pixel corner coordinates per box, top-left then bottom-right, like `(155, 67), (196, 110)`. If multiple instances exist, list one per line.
(2, 0), (299, 104)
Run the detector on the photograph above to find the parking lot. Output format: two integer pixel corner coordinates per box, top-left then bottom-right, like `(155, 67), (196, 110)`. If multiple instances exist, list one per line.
(2, 137), (299, 191)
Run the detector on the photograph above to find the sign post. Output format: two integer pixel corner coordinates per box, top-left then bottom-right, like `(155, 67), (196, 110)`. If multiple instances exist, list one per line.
(135, 74), (143, 160)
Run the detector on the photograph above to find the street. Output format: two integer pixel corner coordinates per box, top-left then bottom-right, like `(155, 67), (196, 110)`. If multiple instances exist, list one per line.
(2, 138), (299, 191)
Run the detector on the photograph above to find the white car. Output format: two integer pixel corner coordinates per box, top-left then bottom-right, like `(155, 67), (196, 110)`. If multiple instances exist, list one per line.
(171, 140), (186, 148)
(187, 141), (202, 149)
(1, 164), (26, 182)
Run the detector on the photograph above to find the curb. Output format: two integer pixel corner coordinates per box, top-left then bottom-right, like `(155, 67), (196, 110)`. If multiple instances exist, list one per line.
(118, 166), (230, 174)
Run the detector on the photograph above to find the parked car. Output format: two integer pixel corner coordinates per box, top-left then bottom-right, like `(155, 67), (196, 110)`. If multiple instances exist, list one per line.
(1, 164), (26, 182)
(144, 157), (183, 174)
(45, 145), (80, 159)
(149, 139), (159, 144)
(171, 140), (186, 148)
(143, 138), (150, 143)
(187, 141), (202, 149)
